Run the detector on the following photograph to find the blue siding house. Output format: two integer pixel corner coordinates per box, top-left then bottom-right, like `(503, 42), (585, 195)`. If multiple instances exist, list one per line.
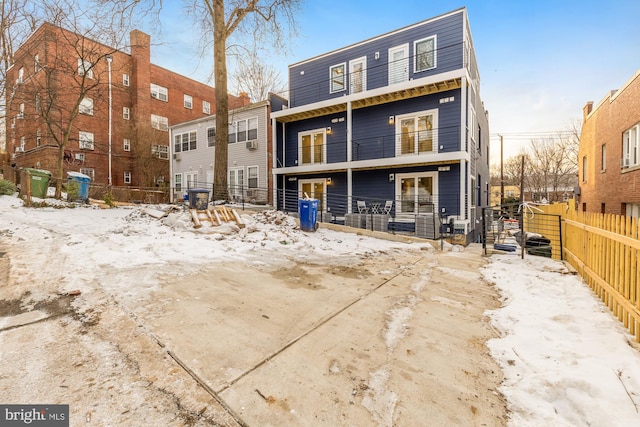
(271, 7), (490, 243)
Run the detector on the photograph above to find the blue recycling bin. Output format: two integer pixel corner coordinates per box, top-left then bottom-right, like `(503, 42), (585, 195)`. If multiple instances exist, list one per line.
(298, 199), (319, 232)
(66, 171), (91, 202)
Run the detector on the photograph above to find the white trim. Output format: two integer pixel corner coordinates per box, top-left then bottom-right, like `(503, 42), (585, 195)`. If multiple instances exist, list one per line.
(298, 178), (327, 212)
(395, 108), (439, 156)
(394, 171), (438, 220)
(298, 128), (327, 165)
(349, 56), (367, 94)
(329, 62), (346, 94)
(388, 44), (409, 85)
(413, 35), (437, 73)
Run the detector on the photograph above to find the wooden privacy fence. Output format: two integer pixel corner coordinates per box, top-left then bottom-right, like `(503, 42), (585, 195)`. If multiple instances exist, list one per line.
(538, 201), (640, 341)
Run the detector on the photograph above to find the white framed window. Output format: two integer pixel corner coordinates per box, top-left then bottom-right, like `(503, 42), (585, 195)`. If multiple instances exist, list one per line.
(389, 44), (409, 85)
(248, 166), (258, 189)
(248, 117), (258, 140)
(34, 55), (41, 72)
(79, 97), (94, 115)
(184, 94), (193, 109)
(151, 114), (168, 131)
(396, 172), (438, 217)
(122, 73), (129, 86)
(396, 109), (438, 155)
(124, 171), (131, 184)
(152, 144), (169, 159)
(237, 119), (248, 143)
(349, 57), (367, 94)
(203, 100), (211, 114)
(36, 129), (41, 147)
(173, 131), (197, 152)
(80, 168), (95, 179)
(78, 58), (93, 79)
(150, 83), (168, 101)
(18, 103), (24, 119)
(414, 36), (437, 73)
(174, 173), (182, 192)
(623, 123), (640, 167)
(123, 138), (130, 151)
(330, 63), (346, 93)
(79, 131), (94, 150)
(20, 136), (25, 151)
(17, 67), (24, 84)
(228, 117), (258, 144)
(207, 127), (216, 146)
(298, 128), (326, 165)
(123, 107), (130, 120)
(298, 179), (327, 212)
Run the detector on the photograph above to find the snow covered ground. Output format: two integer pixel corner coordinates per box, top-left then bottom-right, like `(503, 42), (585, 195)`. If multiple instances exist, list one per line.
(1, 193), (640, 426)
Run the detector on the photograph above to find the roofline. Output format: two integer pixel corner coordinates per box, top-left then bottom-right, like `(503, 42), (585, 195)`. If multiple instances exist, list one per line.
(585, 68), (640, 120)
(289, 7), (466, 69)
(169, 99), (270, 129)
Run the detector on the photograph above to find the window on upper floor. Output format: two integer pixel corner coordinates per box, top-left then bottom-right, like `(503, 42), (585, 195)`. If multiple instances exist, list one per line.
(396, 109), (438, 155)
(152, 144), (169, 159)
(299, 128), (326, 165)
(349, 57), (366, 94)
(124, 171), (131, 184)
(174, 174), (182, 192)
(389, 44), (409, 85)
(330, 63), (346, 93)
(35, 94), (40, 112)
(79, 131), (94, 150)
(184, 94), (193, 109)
(207, 127), (216, 146)
(203, 100), (211, 114)
(150, 83), (168, 101)
(123, 73), (129, 86)
(414, 35), (437, 73)
(34, 55), (42, 73)
(151, 114), (168, 131)
(18, 103), (24, 119)
(78, 59), (93, 79)
(17, 67), (24, 84)
(79, 97), (94, 115)
(601, 144), (606, 172)
(174, 131), (197, 153)
(228, 117), (258, 143)
(124, 138), (131, 151)
(623, 123), (640, 168)
(36, 129), (41, 147)
(20, 136), (25, 151)
(123, 107), (130, 120)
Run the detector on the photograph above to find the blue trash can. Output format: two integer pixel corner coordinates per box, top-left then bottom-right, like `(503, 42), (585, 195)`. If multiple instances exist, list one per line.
(187, 188), (210, 210)
(66, 171), (91, 202)
(298, 199), (319, 232)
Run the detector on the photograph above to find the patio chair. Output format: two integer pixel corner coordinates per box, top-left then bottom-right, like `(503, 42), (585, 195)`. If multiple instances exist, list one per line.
(357, 200), (369, 214)
(382, 200), (393, 215)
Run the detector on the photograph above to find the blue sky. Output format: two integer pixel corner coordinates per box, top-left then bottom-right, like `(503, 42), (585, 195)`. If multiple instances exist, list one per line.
(143, 0), (640, 162)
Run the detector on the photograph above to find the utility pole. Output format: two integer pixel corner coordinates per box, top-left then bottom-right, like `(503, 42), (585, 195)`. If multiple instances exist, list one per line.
(500, 134), (504, 207)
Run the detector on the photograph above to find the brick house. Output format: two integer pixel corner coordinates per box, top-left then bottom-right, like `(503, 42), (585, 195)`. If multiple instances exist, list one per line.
(3, 22), (248, 189)
(271, 7), (490, 242)
(579, 69), (640, 217)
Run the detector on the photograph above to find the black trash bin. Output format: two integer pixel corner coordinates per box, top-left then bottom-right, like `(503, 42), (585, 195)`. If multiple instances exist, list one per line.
(187, 188), (210, 210)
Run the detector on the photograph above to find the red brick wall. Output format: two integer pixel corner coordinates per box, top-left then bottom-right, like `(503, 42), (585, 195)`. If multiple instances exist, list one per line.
(579, 73), (640, 215)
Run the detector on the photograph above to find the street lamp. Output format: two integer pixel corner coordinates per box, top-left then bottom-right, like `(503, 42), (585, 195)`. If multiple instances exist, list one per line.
(106, 55), (113, 187)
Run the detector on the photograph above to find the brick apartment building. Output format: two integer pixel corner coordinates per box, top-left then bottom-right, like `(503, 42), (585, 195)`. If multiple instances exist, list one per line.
(3, 22), (249, 188)
(579, 69), (640, 217)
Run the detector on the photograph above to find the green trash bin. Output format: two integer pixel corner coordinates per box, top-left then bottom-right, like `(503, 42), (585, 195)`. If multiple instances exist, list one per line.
(23, 168), (52, 199)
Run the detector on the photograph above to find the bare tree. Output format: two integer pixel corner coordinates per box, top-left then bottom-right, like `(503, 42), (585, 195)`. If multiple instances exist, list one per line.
(188, 0), (302, 200)
(231, 53), (285, 102)
(527, 132), (578, 202)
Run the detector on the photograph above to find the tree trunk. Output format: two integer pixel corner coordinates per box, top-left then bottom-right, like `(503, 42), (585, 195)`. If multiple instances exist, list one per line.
(56, 142), (65, 199)
(213, 0), (229, 202)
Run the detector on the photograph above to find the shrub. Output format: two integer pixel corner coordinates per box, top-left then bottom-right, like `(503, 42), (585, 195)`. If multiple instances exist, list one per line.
(0, 179), (17, 196)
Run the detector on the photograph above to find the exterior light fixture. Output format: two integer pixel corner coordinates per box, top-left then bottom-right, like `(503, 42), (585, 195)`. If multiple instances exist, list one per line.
(326, 126), (332, 134)
(388, 115), (394, 125)
(327, 177), (332, 184)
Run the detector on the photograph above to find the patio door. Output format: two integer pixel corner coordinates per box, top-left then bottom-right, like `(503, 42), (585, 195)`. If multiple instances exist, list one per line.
(396, 172), (437, 217)
(349, 57), (367, 94)
(299, 179), (326, 212)
(229, 168), (244, 200)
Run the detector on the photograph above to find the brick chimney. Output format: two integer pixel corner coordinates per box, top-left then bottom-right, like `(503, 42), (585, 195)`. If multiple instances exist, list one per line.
(583, 101), (593, 121)
(130, 30), (151, 120)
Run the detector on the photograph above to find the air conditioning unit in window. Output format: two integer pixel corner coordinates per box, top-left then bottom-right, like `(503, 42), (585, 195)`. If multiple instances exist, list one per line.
(151, 92), (158, 99)
(246, 189), (258, 198)
(15, 146), (24, 153)
(173, 153), (181, 161)
(246, 140), (258, 150)
(75, 153), (85, 161)
(621, 157), (630, 168)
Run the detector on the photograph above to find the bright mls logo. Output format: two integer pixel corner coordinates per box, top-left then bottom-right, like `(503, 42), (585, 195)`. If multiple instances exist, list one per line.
(0, 405), (68, 426)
